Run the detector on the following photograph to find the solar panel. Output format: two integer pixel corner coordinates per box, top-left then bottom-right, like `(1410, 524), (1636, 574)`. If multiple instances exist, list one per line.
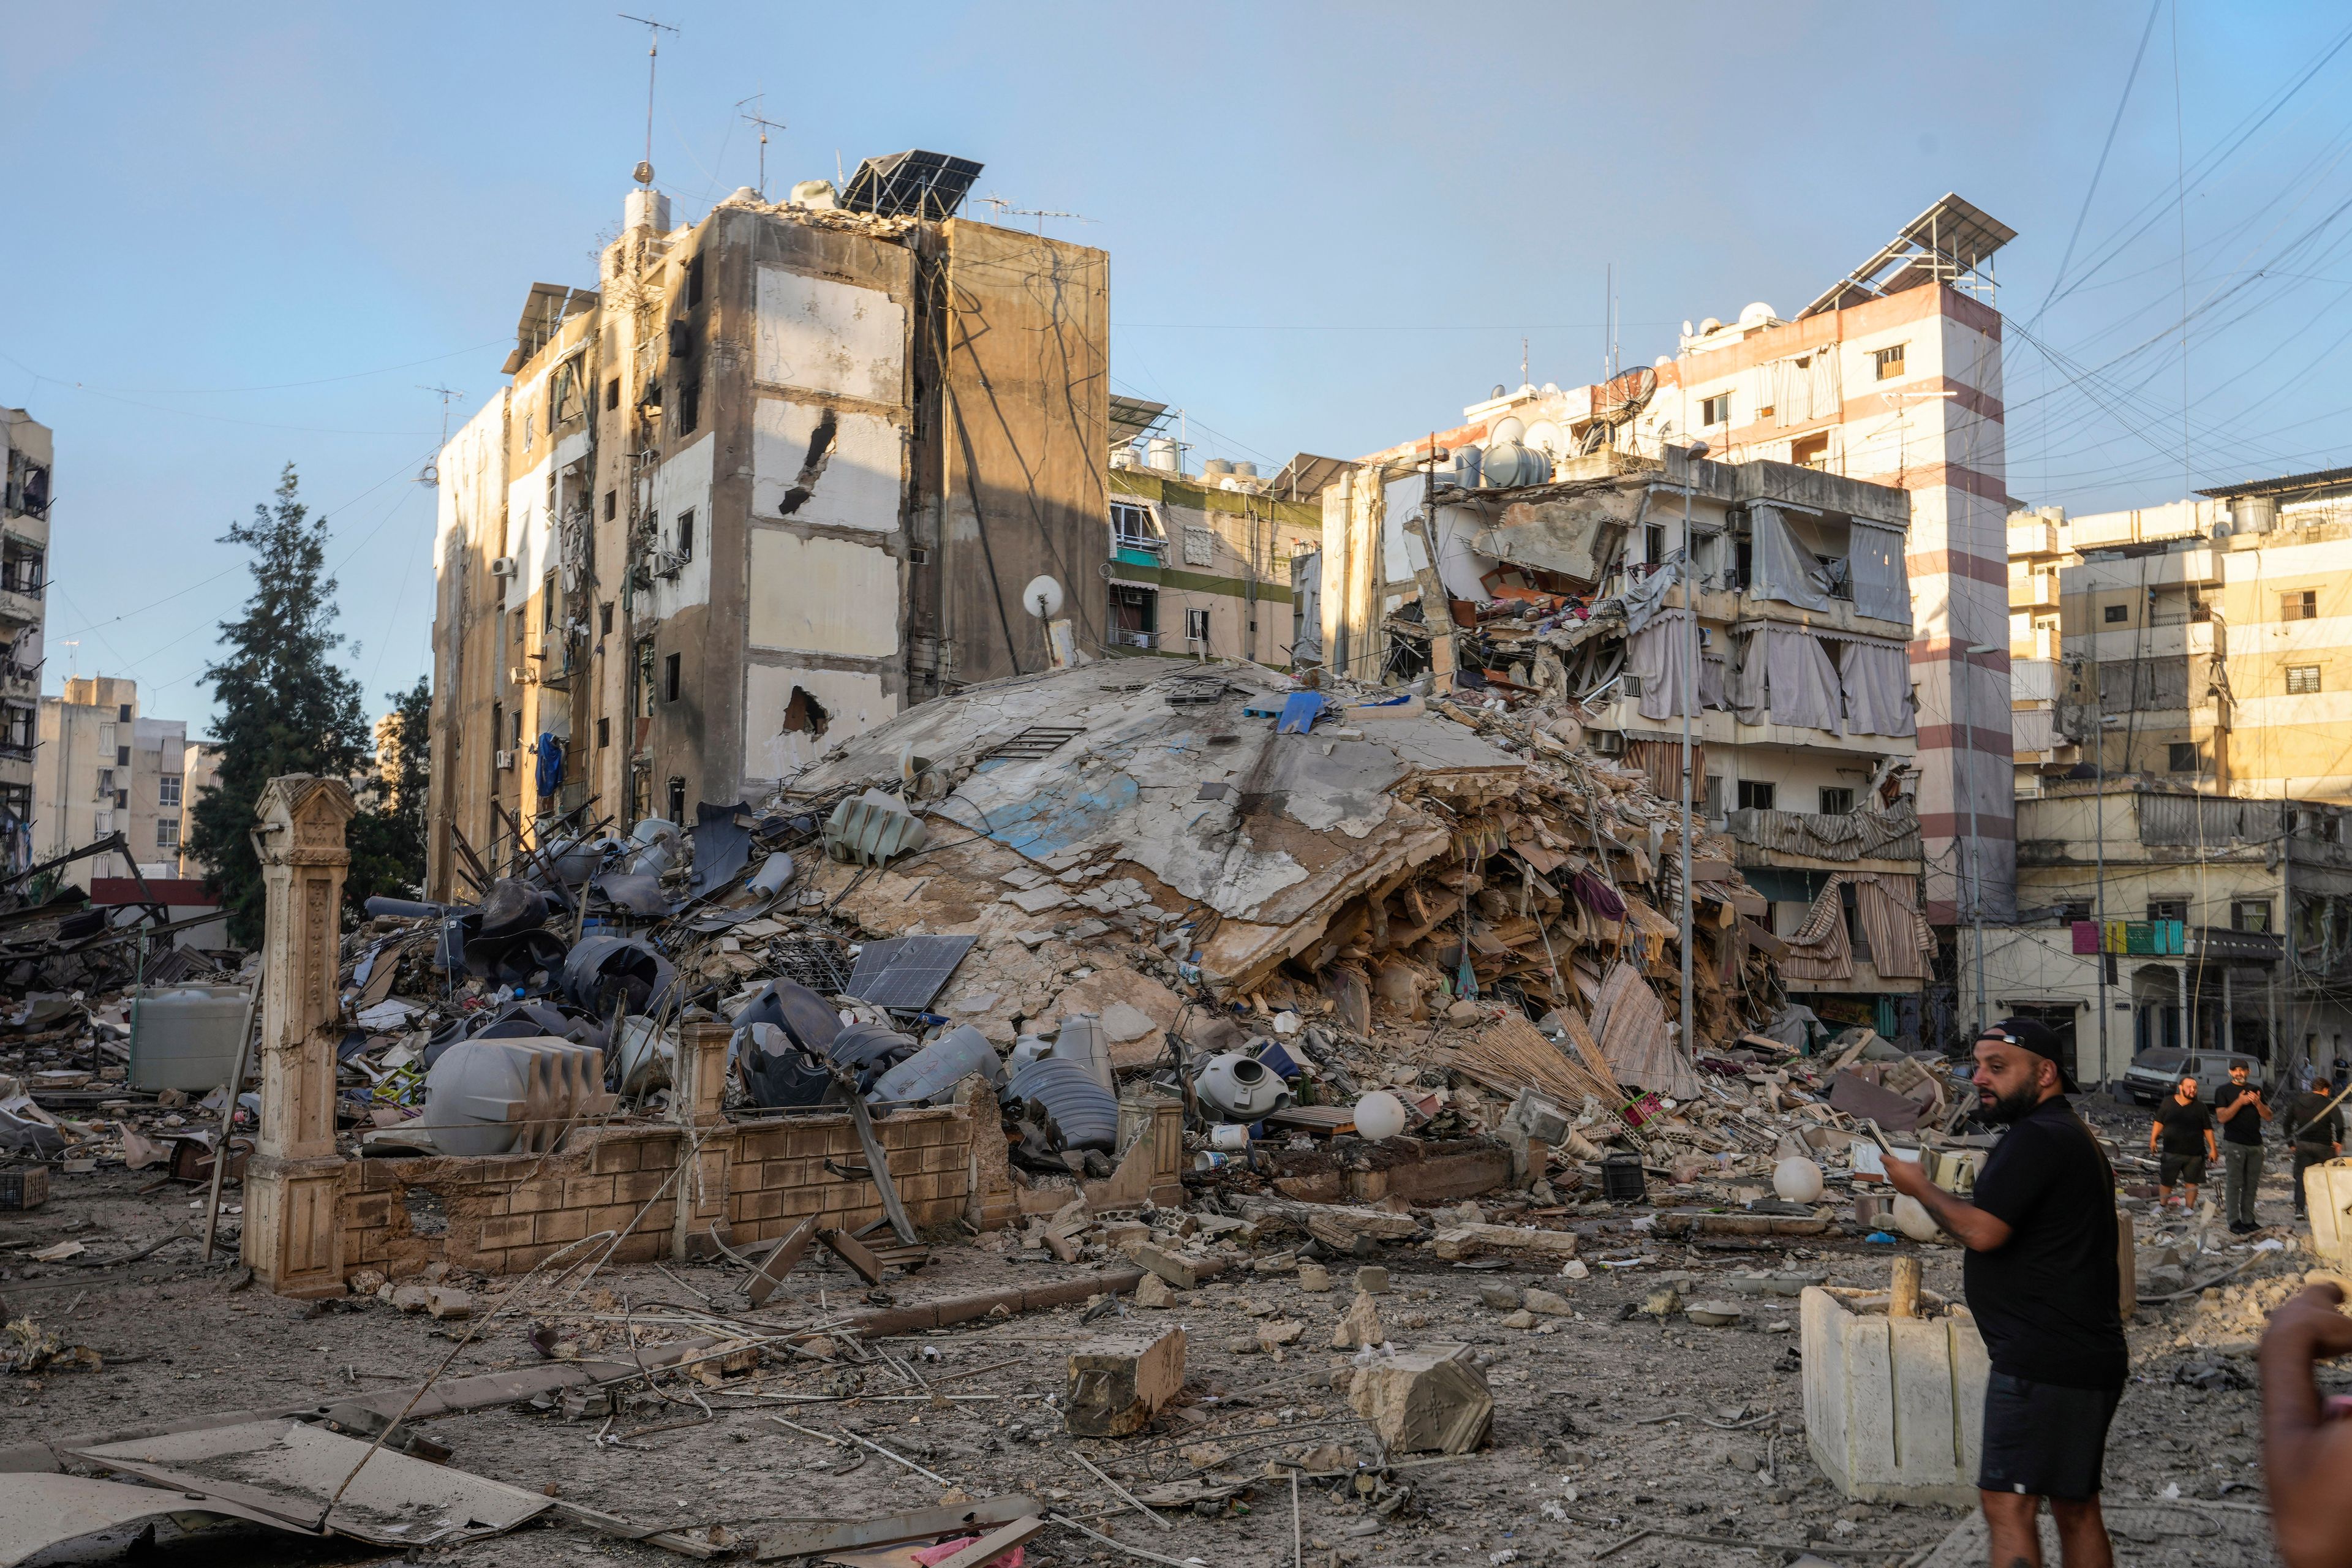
(842, 933), (978, 1011)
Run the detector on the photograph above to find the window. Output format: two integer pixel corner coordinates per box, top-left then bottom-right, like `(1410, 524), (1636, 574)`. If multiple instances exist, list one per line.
(604, 489), (617, 521)
(2288, 664), (2323, 694)
(2283, 589), (2319, 621)
(667, 776), (686, 823)
(490, 703), (502, 767)
(2056, 899), (2092, 922)
(115, 789), (127, 810)
(1645, 522), (1667, 566)
(664, 651), (681, 703)
(635, 640), (656, 718)
(687, 253), (704, 307)
(677, 375), (699, 436)
(600, 601), (614, 635)
(159, 775), (181, 808)
(1700, 393), (1732, 427)
(1818, 787), (1855, 815)
(675, 508), (695, 563)
(2168, 741), (2204, 772)
(2103, 603), (2129, 624)
(510, 709), (523, 748)
(542, 575), (557, 630)
(0, 704), (29, 752)
(597, 717), (611, 748)
(1702, 774), (1725, 819)
(2232, 899), (2274, 933)
(606, 377), (620, 412)
(550, 360), (583, 425)
(1185, 607), (1212, 643)
(1737, 780), (1777, 811)
(2147, 899), (2188, 924)
(95, 767), (114, 796)
(116, 704), (131, 723)
(156, 818), (179, 851)
(1872, 344), (1905, 380)
(1110, 502), (1161, 552)
(116, 745), (129, 766)
(1791, 433), (1831, 470)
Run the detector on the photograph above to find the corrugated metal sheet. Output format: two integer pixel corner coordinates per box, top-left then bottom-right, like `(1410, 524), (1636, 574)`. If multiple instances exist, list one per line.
(2138, 794), (2283, 848)
(1727, 803), (1921, 864)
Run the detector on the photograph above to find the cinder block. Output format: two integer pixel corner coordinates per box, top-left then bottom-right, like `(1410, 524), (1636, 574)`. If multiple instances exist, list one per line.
(536, 1207), (589, 1245)
(477, 1215), (533, 1250)
(562, 1174), (617, 1208)
(614, 1170), (669, 1204)
(1065, 1328), (1185, 1437)
(592, 1139), (643, 1174)
(1801, 1286), (1988, 1506)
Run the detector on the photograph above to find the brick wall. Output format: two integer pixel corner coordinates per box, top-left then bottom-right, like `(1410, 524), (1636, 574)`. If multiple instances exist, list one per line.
(341, 1105), (978, 1280)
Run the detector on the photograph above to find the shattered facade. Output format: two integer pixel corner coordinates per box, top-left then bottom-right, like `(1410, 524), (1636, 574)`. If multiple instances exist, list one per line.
(1316, 438), (1934, 1034)
(427, 172), (1109, 897)
(1102, 460), (1320, 664)
(1344, 195), (2016, 926)
(0, 405), (48, 874)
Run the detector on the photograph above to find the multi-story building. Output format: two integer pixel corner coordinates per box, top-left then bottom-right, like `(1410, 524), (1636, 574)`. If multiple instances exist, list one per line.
(1103, 442), (1321, 664)
(1317, 435), (1935, 1036)
(176, 741), (220, 879)
(0, 407), (51, 872)
(1980, 786), (2352, 1087)
(1336, 194), (2016, 927)
(34, 676), (188, 886)
(429, 156), (1110, 897)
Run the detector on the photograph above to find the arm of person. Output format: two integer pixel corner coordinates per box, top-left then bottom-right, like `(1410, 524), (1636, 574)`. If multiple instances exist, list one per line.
(2261, 1284), (2352, 1568)
(1883, 1155), (2013, 1251)
(2206, 1128), (2220, 1161)
(2218, 1092), (2247, 1124)
(2149, 1117), (2163, 1154)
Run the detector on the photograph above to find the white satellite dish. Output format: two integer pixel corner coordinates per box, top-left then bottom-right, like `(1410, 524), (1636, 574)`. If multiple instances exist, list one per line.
(1022, 575), (1065, 620)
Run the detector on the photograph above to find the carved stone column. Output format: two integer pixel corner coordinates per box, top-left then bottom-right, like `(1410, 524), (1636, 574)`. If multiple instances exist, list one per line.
(242, 774), (357, 1297)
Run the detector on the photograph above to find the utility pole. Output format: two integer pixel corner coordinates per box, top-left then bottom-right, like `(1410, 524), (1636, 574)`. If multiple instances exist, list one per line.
(737, 92), (786, 199)
(619, 13), (678, 185)
(2092, 661), (2111, 1091)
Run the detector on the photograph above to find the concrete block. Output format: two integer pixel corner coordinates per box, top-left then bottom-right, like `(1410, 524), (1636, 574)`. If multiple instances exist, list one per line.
(1330, 1291), (1385, 1349)
(1126, 1241), (1199, 1291)
(1064, 1327), (1185, 1438)
(1353, 1265), (1390, 1295)
(1346, 1344), (1493, 1455)
(1800, 1285), (1989, 1506)
(1431, 1223), (1578, 1262)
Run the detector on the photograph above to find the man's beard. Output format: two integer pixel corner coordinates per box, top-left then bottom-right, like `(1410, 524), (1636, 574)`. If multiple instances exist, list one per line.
(1978, 1082), (2041, 1123)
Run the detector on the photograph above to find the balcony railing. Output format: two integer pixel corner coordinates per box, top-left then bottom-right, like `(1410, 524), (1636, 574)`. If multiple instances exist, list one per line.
(1109, 628), (1156, 650)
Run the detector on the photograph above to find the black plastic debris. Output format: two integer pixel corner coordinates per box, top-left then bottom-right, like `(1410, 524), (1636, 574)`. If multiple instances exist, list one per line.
(689, 801), (755, 899)
(559, 935), (677, 1019)
(840, 935), (976, 1012)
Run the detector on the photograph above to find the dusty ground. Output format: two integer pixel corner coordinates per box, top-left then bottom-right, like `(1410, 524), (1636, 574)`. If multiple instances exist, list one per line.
(1, 1098), (2337, 1568)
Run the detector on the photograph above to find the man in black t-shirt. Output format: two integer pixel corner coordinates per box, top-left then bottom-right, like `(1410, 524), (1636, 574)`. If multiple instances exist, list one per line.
(2284, 1072), (2345, 1221)
(2149, 1075), (2217, 1209)
(1887, 1017), (2124, 1567)
(2212, 1061), (2272, 1233)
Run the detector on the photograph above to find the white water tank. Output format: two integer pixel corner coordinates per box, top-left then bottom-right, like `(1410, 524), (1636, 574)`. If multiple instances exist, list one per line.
(626, 187), (672, 232)
(1145, 437), (1180, 473)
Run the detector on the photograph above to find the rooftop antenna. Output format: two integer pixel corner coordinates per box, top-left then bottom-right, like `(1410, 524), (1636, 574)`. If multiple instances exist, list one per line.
(974, 192), (1084, 235)
(736, 91), (786, 198)
(57, 639), (78, 679)
(1520, 336), (1529, 390)
(416, 385), (463, 487)
(618, 12), (678, 186)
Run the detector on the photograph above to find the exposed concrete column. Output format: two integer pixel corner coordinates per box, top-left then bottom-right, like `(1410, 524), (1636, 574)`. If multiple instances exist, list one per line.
(670, 1020), (734, 1260)
(243, 774), (357, 1297)
(675, 1020), (732, 1127)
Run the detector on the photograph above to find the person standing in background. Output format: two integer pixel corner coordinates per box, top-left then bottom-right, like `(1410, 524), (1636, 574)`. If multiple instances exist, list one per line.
(2151, 1075), (2217, 1210)
(2214, 1060), (2273, 1234)
(2286, 1072), (2345, 1221)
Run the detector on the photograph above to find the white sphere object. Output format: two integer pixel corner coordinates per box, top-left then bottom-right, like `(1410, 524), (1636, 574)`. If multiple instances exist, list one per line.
(1354, 1090), (1407, 1141)
(1891, 1195), (1940, 1242)
(1772, 1156), (1824, 1204)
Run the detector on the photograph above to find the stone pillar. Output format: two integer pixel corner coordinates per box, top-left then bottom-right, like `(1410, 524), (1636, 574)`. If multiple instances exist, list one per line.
(671, 1021), (734, 1259)
(242, 775), (357, 1297)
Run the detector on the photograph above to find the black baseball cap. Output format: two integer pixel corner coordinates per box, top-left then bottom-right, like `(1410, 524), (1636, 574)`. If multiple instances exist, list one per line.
(1978, 1017), (2079, 1094)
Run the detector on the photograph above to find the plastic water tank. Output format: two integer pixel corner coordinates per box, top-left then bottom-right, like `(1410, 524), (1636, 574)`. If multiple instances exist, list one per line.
(423, 1038), (611, 1157)
(127, 985), (251, 1091)
(1479, 440), (1549, 488)
(1193, 1052), (1291, 1121)
(1005, 1056), (1118, 1150)
(1055, 1012), (1114, 1091)
(867, 1025), (1002, 1105)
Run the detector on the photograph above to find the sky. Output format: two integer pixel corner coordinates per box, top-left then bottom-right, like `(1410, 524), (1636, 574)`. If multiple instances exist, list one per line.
(7, 1), (2352, 735)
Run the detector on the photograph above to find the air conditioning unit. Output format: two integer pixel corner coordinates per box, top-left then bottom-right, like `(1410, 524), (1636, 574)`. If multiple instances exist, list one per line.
(1593, 730), (1626, 756)
(495, 750), (516, 771)
(509, 665), (537, 685)
(490, 556), (519, 578)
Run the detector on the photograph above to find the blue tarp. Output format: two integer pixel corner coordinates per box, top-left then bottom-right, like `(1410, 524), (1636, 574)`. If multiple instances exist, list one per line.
(1277, 692), (1329, 734)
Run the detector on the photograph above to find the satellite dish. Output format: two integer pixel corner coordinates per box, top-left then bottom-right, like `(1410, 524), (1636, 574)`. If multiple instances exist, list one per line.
(1022, 575), (1065, 619)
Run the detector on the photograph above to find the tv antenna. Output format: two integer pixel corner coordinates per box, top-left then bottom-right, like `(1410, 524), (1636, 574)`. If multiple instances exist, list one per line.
(619, 13), (678, 186)
(974, 192), (1086, 235)
(736, 91), (786, 198)
(417, 385), (463, 487)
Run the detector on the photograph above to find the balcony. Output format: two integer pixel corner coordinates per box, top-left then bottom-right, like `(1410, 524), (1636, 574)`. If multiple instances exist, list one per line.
(1109, 628), (1156, 650)
(2008, 573), (2059, 611)
(1111, 530), (1165, 570)
(2192, 925), (2284, 964)
(1725, 804), (1923, 870)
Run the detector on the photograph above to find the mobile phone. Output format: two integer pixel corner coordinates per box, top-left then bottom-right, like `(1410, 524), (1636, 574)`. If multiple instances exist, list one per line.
(1862, 1118), (1899, 1157)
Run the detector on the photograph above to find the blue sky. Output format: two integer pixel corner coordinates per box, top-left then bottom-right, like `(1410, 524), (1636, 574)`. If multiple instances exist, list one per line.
(6, 1), (2351, 733)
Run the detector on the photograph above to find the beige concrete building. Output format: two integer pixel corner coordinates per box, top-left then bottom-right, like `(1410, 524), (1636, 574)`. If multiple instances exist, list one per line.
(2009, 464), (2352, 802)
(1980, 786), (2352, 1087)
(0, 407), (51, 872)
(1343, 195), (2016, 925)
(428, 157), (1111, 895)
(1102, 453), (1321, 664)
(177, 741), (220, 880)
(34, 676), (189, 886)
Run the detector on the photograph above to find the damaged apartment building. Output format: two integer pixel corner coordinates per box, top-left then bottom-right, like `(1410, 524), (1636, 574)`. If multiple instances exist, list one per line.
(1310, 431), (1934, 1038)
(0, 407), (49, 873)
(428, 154), (1109, 894)
(1325, 194), (2016, 933)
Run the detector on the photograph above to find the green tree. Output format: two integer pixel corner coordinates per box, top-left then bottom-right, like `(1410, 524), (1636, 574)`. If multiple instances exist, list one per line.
(187, 464), (372, 945)
(345, 676), (432, 908)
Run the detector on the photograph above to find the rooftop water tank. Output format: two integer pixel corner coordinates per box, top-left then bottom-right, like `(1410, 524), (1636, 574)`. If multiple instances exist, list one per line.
(1480, 440), (1549, 488)
(1145, 436), (1180, 473)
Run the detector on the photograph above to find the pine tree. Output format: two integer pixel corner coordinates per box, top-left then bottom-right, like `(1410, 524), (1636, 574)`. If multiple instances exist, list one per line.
(347, 676), (432, 907)
(187, 464), (372, 945)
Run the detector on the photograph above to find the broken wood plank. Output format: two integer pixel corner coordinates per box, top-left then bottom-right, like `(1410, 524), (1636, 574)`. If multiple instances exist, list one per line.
(745, 1216), (816, 1308)
(753, 1494), (1042, 1562)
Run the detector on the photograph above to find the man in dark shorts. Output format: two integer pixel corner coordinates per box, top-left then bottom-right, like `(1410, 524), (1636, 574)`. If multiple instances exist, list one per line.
(2212, 1060), (2272, 1232)
(1887, 1017), (2123, 1567)
(2285, 1072), (2344, 1220)
(2149, 1074), (2216, 1209)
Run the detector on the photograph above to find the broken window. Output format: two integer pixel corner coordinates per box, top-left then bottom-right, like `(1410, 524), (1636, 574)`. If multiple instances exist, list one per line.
(2167, 741), (2203, 773)
(687, 253), (705, 307)
(1700, 393), (1732, 427)
(1736, 779), (1776, 811)
(667, 776), (686, 823)
(606, 377), (620, 411)
(1790, 433), (1830, 470)
(2283, 589), (2319, 621)
(541, 575), (557, 629)
(1819, 787), (1855, 816)
(1872, 344), (1905, 380)
(1644, 522), (1666, 567)
(600, 601), (614, 635)
(2289, 663), (2323, 694)
(634, 641), (655, 718)
(510, 709), (523, 748)
(677, 374), (700, 436)
(604, 488), (617, 521)
(1110, 502), (1163, 554)
(0, 703), (29, 755)
(490, 703), (503, 771)
(4, 451), (50, 518)
(597, 717), (610, 748)
(665, 651), (681, 703)
(551, 359), (584, 426)
(675, 508), (695, 564)
(0, 541), (44, 595)
(1186, 606), (1212, 643)
(782, 686), (830, 736)
(2233, 899), (2274, 933)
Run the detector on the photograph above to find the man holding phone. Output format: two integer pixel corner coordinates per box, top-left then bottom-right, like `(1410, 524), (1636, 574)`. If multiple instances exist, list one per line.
(2212, 1060), (2272, 1234)
(1885, 1018), (2122, 1567)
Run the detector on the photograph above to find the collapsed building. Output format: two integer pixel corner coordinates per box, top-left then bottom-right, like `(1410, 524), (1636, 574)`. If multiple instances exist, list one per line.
(427, 154), (1109, 896)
